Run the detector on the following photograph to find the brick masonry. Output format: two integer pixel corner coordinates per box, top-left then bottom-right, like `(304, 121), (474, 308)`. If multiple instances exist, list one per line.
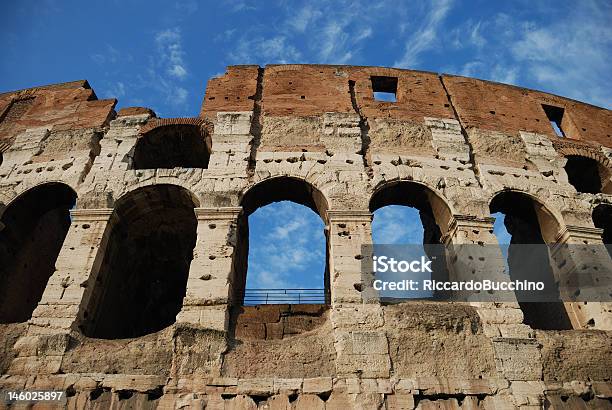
(0, 65), (611, 409)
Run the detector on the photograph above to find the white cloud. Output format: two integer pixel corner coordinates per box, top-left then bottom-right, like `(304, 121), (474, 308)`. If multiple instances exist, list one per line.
(394, 0), (454, 68)
(229, 35), (302, 64)
(225, 0), (407, 66)
(155, 28), (188, 80)
(289, 5), (322, 33)
(224, 0), (256, 13)
(372, 206), (424, 244)
(90, 44), (122, 65)
(508, 1), (612, 107)
(107, 81), (125, 98)
(246, 201), (326, 289)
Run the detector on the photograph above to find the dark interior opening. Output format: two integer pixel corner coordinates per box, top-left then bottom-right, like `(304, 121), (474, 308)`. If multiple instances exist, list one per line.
(542, 104), (565, 137)
(593, 204), (612, 258)
(564, 156), (602, 194)
(371, 76), (398, 102)
(0, 183), (77, 323)
(235, 177), (330, 306)
(82, 184), (197, 339)
(490, 191), (572, 330)
(132, 125), (210, 170)
(370, 182), (450, 299)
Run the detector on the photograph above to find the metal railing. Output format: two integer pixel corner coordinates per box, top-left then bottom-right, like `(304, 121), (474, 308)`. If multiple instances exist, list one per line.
(240, 288), (329, 305)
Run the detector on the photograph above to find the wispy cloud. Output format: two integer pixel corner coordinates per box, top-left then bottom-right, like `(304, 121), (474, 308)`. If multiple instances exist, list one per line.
(246, 201), (325, 289)
(155, 28), (188, 80)
(229, 35), (302, 64)
(509, 1), (612, 107)
(372, 206), (424, 244)
(394, 0), (454, 68)
(223, 0), (256, 13)
(442, 1), (611, 108)
(90, 44), (125, 65)
(288, 4), (322, 33)
(224, 0), (401, 66)
(107, 81), (125, 98)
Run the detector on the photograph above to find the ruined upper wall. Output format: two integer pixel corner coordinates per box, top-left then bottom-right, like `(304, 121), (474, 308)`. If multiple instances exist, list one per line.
(199, 64), (612, 150)
(0, 80), (116, 152)
(442, 74), (612, 147)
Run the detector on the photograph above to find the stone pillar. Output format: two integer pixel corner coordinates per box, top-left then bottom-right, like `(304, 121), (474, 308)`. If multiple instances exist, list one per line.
(442, 215), (531, 337)
(327, 210), (391, 378)
(9, 209), (113, 375)
(29, 208), (113, 334)
(327, 209), (373, 305)
(176, 206), (242, 331)
(551, 225), (612, 330)
(442, 215), (510, 287)
(443, 214), (542, 382)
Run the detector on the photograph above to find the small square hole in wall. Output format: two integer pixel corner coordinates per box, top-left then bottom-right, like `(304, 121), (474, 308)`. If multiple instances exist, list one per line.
(542, 104), (565, 138)
(371, 76), (398, 102)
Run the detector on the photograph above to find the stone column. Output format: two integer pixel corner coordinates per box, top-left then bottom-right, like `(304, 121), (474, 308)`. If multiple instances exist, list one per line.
(442, 214), (531, 337)
(551, 225), (612, 330)
(176, 206), (242, 331)
(29, 208), (113, 334)
(442, 215), (510, 288)
(443, 214), (542, 382)
(327, 210), (391, 378)
(327, 209), (374, 305)
(10, 209), (113, 375)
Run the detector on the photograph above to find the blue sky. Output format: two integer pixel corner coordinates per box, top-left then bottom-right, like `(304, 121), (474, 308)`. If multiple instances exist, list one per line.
(0, 0), (607, 292)
(1, 0), (610, 116)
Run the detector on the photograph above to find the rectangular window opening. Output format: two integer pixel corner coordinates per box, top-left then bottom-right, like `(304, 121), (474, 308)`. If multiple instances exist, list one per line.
(542, 104), (565, 138)
(372, 76), (398, 103)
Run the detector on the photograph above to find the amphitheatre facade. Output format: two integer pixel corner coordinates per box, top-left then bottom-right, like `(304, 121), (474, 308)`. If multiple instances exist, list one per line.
(0, 65), (611, 408)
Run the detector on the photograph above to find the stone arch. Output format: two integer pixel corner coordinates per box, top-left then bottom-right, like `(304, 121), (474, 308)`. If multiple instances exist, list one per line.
(555, 144), (612, 194)
(489, 189), (572, 330)
(593, 203), (612, 246)
(0, 182), (77, 323)
(81, 184), (198, 339)
(370, 179), (454, 235)
(241, 175), (329, 220)
(369, 180), (453, 299)
(233, 176), (330, 305)
(132, 118), (211, 170)
(0, 179), (79, 218)
(116, 178), (201, 208)
(489, 188), (563, 244)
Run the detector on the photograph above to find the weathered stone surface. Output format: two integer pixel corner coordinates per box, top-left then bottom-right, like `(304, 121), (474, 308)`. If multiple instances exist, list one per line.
(0, 65), (611, 408)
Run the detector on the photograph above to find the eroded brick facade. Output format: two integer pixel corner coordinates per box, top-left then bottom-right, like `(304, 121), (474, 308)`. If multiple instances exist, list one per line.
(0, 65), (611, 409)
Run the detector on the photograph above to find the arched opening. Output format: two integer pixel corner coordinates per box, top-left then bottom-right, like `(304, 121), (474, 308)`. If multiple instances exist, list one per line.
(132, 125), (210, 170)
(234, 177), (329, 305)
(0, 183), (77, 323)
(82, 184), (197, 339)
(564, 155), (608, 194)
(593, 204), (612, 256)
(369, 181), (451, 300)
(490, 191), (572, 330)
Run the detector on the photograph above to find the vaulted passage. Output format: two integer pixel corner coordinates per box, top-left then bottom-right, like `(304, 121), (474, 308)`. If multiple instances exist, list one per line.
(82, 185), (197, 339)
(564, 156), (604, 194)
(0, 183), (76, 323)
(490, 191), (572, 330)
(593, 204), (612, 257)
(234, 177), (329, 305)
(370, 181), (451, 300)
(132, 125), (210, 169)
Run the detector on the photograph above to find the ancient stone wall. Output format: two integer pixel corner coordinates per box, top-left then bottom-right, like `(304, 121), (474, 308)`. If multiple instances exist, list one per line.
(0, 65), (611, 409)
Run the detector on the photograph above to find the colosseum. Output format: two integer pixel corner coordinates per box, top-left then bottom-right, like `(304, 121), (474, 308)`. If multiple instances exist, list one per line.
(0, 64), (611, 409)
